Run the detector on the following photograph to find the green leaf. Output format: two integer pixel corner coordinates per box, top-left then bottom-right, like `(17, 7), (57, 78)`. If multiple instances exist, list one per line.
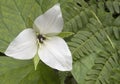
(113, 1), (120, 13)
(0, 0), (58, 52)
(58, 32), (74, 38)
(106, 1), (114, 13)
(0, 0), (39, 52)
(0, 56), (60, 84)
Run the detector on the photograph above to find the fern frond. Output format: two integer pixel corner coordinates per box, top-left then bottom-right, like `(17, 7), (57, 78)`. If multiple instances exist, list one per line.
(68, 30), (102, 60)
(110, 67), (120, 84)
(62, 2), (92, 33)
(66, 1), (120, 84)
(85, 44), (119, 84)
(68, 17), (110, 60)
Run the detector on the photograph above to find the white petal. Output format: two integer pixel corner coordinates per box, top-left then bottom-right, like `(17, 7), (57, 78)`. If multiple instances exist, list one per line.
(34, 3), (63, 35)
(5, 29), (37, 60)
(38, 36), (72, 71)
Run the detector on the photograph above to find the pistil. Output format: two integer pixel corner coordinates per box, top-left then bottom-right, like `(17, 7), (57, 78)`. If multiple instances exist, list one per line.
(37, 34), (46, 43)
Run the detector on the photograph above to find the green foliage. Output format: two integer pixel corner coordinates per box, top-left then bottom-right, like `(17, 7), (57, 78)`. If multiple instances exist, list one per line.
(61, 0), (120, 84)
(110, 66), (120, 84)
(0, 57), (60, 84)
(0, 0), (120, 84)
(58, 32), (74, 38)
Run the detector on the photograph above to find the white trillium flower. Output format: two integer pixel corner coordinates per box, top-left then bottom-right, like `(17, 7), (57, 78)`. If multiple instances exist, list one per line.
(5, 4), (72, 71)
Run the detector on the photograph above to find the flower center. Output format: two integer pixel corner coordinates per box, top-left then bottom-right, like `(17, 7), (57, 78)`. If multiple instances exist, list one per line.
(37, 34), (46, 43)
